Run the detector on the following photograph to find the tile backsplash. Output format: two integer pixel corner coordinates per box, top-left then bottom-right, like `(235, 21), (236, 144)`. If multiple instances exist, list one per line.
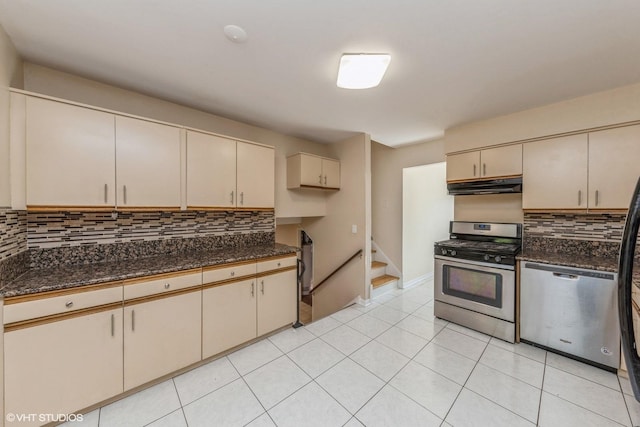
(523, 212), (626, 243)
(0, 209), (27, 261)
(27, 210), (275, 249)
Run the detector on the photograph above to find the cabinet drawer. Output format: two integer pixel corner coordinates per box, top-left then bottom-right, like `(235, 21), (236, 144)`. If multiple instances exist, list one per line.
(257, 255), (297, 273)
(124, 270), (202, 300)
(203, 261), (257, 284)
(4, 285), (123, 324)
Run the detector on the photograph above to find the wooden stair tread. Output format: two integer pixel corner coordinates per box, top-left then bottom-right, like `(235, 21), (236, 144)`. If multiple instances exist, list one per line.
(371, 261), (387, 269)
(372, 274), (399, 288)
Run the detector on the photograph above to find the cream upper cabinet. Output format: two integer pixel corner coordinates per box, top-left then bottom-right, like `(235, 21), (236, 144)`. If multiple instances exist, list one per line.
(187, 134), (274, 209)
(523, 134), (588, 210)
(287, 153), (341, 189)
(479, 144), (522, 179)
(256, 266), (297, 336)
(237, 141), (275, 208)
(186, 131), (236, 208)
(446, 151), (480, 182)
(25, 96), (116, 208)
(202, 277), (257, 358)
(588, 125), (640, 210)
(115, 116), (181, 209)
(447, 145), (522, 182)
(123, 289), (202, 390)
(4, 307), (123, 425)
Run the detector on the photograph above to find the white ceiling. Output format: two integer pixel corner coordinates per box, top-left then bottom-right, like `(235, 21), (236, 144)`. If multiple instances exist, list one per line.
(1, 1), (640, 147)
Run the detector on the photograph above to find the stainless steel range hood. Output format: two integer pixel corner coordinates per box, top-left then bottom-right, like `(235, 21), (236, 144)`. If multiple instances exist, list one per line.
(447, 177), (522, 195)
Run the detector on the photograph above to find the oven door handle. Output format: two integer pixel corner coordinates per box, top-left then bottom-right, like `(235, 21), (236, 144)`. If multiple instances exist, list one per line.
(434, 255), (515, 271)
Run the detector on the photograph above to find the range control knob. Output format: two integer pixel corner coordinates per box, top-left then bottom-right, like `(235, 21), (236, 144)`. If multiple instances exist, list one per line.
(450, 250), (457, 256)
(484, 254), (490, 261)
(495, 256), (502, 263)
(441, 249), (447, 255)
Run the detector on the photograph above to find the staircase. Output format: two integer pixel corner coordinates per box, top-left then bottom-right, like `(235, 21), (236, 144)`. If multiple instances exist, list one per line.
(370, 249), (400, 298)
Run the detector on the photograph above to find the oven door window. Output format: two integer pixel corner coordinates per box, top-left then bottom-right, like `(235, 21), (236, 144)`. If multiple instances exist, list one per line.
(442, 265), (503, 308)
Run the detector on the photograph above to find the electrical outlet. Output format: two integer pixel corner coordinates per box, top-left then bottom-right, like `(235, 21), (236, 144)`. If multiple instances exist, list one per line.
(351, 224), (357, 234)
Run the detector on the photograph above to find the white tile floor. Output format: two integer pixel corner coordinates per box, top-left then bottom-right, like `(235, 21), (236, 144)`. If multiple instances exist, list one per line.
(64, 281), (640, 427)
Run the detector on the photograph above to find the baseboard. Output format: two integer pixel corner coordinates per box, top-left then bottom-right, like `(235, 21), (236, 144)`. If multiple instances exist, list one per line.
(401, 272), (433, 289)
(354, 295), (372, 307)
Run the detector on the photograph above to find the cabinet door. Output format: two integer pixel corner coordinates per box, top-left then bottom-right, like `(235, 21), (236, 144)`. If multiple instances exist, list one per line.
(115, 116), (181, 208)
(322, 158), (341, 189)
(446, 151), (481, 182)
(25, 97), (116, 207)
(523, 134), (588, 209)
(237, 142), (275, 208)
(480, 144), (522, 178)
(202, 278), (257, 358)
(257, 269), (297, 336)
(186, 131), (236, 208)
(300, 154), (323, 187)
(589, 125), (640, 209)
(124, 290), (201, 390)
(4, 308), (123, 425)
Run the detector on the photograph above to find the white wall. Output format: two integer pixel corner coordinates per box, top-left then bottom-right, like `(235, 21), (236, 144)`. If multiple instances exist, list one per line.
(21, 63), (330, 218)
(402, 163), (452, 286)
(302, 133), (370, 319)
(445, 81), (640, 154)
(0, 25), (23, 207)
(371, 139), (445, 271)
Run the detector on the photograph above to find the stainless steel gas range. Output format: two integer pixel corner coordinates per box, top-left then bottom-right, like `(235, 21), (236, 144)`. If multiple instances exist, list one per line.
(434, 221), (522, 343)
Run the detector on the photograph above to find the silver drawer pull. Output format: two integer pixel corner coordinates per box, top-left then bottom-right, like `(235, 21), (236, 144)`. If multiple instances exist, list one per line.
(277, 262), (281, 267)
(165, 283), (170, 289)
(230, 271), (235, 277)
(65, 301), (74, 308)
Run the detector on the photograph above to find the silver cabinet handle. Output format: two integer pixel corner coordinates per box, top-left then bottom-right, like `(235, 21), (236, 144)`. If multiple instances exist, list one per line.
(261, 280), (265, 295)
(251, 281), (255, 296)
(483, 163), (486, 176)
(595, 190), (599, 206)
(473, 164), (477, 176)
(131, 310), (135, 332)
(111, 313), (115, 337)
(319, 174), (322, 184)
(230, 191), (234, 204)
(578, 190), (582, 206)
(123, 185), (127, 205)
(104, 184), (108, 204)
(164, 283), (170, 289)
(65, 301), (74, 308)
(277, 262), (281, 267)
(324, 175), (327, 185)
(230, 271), (235, 277)
(240, 192), (244, 205)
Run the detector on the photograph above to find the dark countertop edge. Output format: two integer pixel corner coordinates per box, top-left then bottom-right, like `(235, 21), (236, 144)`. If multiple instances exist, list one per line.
(516, 252), (618, 272)
(1, 244), (299, 299)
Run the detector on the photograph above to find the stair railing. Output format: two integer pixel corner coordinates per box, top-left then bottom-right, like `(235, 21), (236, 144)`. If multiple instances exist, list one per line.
(310, 249), (363, 295)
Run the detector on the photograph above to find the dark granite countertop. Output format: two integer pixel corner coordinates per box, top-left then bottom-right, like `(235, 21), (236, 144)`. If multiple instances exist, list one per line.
(517, 250), (619, 272)
(1, 243), (298, 298)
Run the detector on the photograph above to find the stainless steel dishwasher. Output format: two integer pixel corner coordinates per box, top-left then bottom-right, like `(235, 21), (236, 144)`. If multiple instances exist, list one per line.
(520, 262), (619, 370)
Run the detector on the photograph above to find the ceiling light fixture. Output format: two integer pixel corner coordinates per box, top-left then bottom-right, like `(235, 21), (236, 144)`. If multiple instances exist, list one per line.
(223, 25), (248, 43)
(336, 53), (391, 89)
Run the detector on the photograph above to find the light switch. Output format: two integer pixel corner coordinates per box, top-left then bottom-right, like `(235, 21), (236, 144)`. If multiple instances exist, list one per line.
(351, 224), (357, 234)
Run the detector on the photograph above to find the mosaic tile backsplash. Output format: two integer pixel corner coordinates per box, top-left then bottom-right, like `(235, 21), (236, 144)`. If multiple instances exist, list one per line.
(0, 209), (27, 261)
(523, 213), (626, 242)
(27, 210), (275, 249)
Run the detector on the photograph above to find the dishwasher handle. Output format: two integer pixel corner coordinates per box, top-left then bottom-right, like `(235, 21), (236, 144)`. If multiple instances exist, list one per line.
(552, 272), (578, 280)
(524, 262), (615, 280)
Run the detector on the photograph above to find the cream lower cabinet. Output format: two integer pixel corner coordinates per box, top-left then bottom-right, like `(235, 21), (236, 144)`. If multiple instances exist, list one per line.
(202, 278), (257, 358)
(588, 125), (640, 210)
(523, 134), (588, 210)
(4, 307), (123, 426)
(257, 267), (297, 336)
(123, 289), (202, 390)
